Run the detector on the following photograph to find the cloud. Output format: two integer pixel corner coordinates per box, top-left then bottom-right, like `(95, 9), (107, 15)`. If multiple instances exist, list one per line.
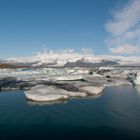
(81, 48), (93, 54)
(109, 44), (140, 54)
(105, 0), (140, 54)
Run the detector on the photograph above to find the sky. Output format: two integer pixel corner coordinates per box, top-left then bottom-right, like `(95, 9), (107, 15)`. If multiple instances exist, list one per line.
(0, 0), (140, 58)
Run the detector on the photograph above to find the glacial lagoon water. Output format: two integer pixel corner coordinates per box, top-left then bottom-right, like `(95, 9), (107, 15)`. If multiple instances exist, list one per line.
(0, 86), (140, 140)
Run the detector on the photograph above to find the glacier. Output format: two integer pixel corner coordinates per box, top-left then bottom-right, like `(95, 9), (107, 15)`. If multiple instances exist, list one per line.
(3, 48), (140, 67)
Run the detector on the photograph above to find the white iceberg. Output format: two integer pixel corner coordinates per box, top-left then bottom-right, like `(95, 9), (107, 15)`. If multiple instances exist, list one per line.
(24, 84), (86, 102)
(133, 72), (140, 85)
(54, 74), (84, 81)
(99, 66), (114, 70)
(79, 86), (104, 95)
(24, 84), (104, 102)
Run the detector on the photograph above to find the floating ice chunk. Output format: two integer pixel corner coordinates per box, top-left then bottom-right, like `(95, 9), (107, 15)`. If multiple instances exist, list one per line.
(24, 84), (86, 102)
(26, 92), (68, 101)
(109, 79), (132, 86)
(99, 66), (114, 70)
(133, 72), (140, 85)
(79, 86), (104, 95)
(128, 72), (140, 85)
(91, 73), (103, 77)
(54, 74), (84, 81)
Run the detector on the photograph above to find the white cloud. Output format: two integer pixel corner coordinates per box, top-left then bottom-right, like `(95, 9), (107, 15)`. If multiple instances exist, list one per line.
(105, 0), (140, 54)
(81, 48), (93, 54)
(109, 44), (140, 54)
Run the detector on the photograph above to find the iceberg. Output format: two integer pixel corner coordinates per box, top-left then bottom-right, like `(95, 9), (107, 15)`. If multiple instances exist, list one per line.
(24, 83), (105, 102)
(128, 72), (140, 85)
(24, 84), (86, 102)
(79, 86), (104, 95)
(133, 72), (140, 85)
(54, 74), (85, 81)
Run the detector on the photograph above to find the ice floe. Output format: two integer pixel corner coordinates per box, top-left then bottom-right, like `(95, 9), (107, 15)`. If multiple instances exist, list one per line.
(133, 72), (140, 85)
(54, 74), (85, 81)
(25, 84), (87, 101)
(24, 83), (105, 102)
(79, 86), (104, 95)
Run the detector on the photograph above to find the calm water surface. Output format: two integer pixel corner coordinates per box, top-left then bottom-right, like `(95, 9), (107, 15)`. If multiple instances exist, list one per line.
(0, 86), (140, 140)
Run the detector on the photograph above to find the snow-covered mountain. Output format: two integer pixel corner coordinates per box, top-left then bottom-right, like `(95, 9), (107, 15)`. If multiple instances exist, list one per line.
(1, 49), (140, 67)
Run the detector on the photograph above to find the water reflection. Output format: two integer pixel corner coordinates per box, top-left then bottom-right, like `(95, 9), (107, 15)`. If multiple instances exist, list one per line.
(26, 99), (68, 106)
(134, 86), (140, 95)
(26, 93), (103, 106)
(83, 92), (103, 99)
